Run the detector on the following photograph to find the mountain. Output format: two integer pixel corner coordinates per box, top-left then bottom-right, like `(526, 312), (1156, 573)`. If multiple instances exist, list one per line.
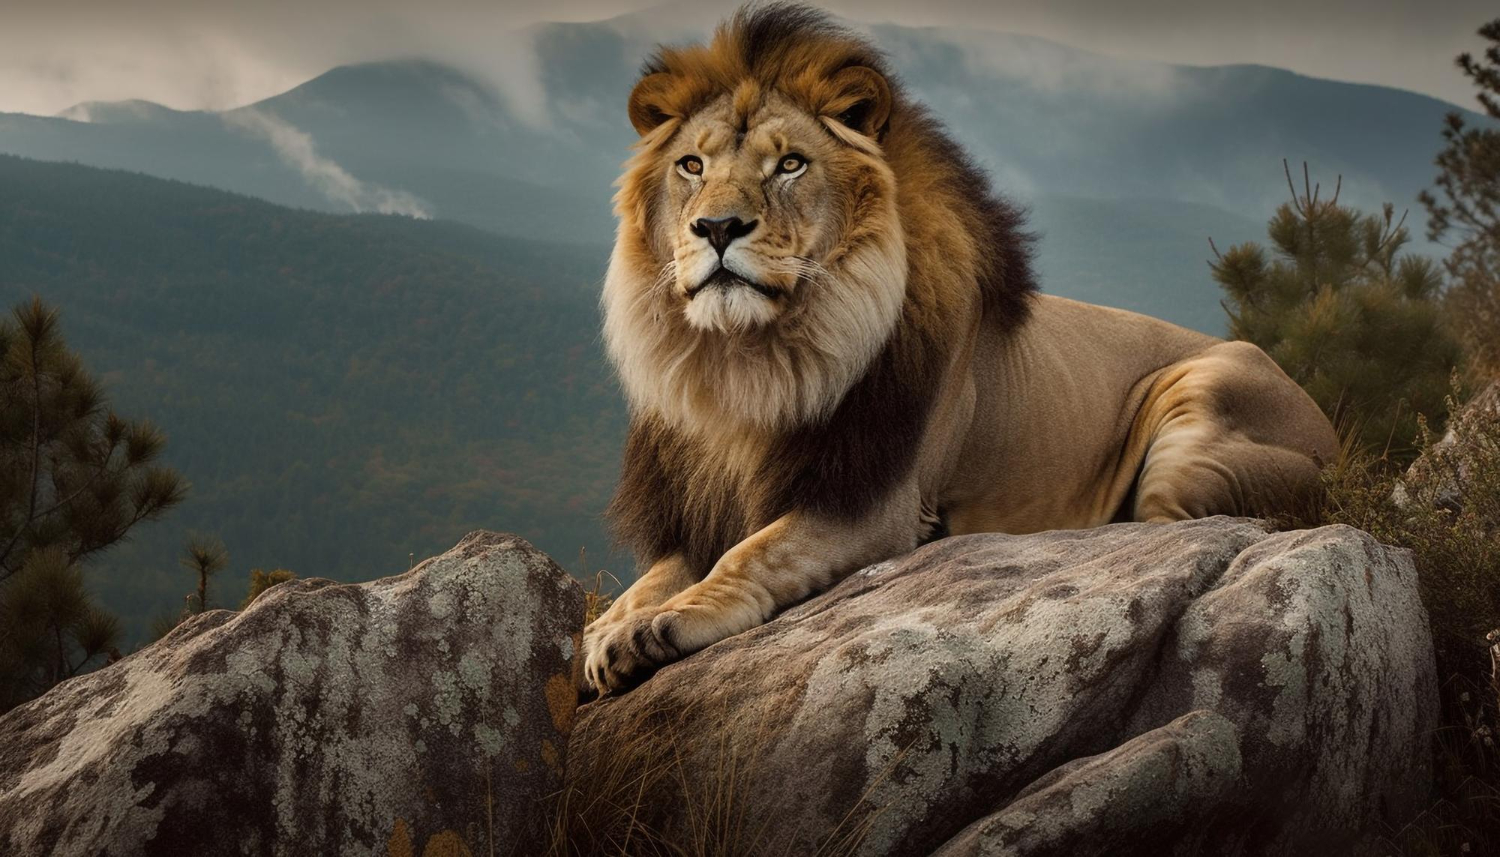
(0, 15), (1482, 334)
(0, 155), (621, 642)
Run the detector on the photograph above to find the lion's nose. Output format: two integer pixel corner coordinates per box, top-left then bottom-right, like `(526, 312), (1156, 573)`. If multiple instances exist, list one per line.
(691, 216), (757, 257)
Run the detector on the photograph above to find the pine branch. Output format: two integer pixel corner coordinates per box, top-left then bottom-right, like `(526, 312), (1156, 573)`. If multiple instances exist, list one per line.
(0, 338), (46, 582)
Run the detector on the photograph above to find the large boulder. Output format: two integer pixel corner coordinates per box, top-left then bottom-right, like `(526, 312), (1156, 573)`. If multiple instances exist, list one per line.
(567, 518), (1438, 856)
(0, 531), (584, 857)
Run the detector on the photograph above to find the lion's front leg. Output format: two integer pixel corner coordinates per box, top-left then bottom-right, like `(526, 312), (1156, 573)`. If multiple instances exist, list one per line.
(589, 498), (921, 695)
(583, 554), (695, 693)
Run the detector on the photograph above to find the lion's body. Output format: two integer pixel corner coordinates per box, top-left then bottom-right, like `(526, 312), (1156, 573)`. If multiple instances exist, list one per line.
(582, 4), (1338, 694)
(941, 295), (1336, 535)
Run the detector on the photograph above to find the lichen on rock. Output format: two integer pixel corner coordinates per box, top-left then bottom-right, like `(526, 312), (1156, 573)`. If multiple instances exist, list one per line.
(567, 518), (1437, 856)
(0, 531), (584, 857)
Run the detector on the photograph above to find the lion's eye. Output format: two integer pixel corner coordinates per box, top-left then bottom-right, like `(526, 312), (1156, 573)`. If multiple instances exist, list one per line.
(677, 155), (704, 177)
(777, 154), (808, 176)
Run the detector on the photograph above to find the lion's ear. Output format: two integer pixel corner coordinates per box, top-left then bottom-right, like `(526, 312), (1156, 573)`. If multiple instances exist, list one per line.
(628, 73), (681, 136)
(821, 66), (891, 140)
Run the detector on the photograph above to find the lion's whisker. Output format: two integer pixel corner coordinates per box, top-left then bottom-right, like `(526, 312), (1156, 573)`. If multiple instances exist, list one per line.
(763, 257), (833, 287)
(650, 261), (678, 294)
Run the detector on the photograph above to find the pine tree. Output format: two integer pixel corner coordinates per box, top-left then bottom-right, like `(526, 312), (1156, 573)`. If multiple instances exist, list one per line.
(1420, 18), (1500, 377)
(0, 297), (186, 709)
(180, 535), (228, 614)
(1212, 163), (1464, 459)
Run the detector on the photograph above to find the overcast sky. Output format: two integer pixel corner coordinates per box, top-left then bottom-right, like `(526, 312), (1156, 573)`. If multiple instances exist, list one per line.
(1, 0), (1493, 117)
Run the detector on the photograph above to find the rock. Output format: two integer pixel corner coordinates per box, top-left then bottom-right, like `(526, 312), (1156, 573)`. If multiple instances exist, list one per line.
(1398, 380), (1500, 515)
(0, 531), (584, 857)
(566, 518), (1437, 856)
(1435, 380), (1500, 449)
(928, 710), (1243, 857)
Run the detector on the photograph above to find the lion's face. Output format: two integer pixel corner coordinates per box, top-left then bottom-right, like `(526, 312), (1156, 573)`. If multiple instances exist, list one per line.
(604, 34), (911, 430)
(659, 91), (849, 332)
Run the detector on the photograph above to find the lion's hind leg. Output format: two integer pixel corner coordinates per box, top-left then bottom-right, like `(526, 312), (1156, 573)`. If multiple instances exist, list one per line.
(1130, 341), (1339, 523)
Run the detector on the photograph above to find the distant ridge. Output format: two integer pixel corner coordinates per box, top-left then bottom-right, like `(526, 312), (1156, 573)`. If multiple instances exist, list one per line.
(0, 154), (619, 642)
(1, 16), (1481, 330)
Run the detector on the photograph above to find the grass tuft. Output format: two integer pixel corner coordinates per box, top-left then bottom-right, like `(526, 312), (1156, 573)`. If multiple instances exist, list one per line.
(544, 699), (881, 857)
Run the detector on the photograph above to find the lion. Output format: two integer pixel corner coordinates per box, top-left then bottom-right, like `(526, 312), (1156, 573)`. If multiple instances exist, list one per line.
(583, 4), (1339, 695)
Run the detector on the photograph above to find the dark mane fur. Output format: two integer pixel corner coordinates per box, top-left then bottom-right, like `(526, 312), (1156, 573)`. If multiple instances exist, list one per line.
(608, 312), (946, 576)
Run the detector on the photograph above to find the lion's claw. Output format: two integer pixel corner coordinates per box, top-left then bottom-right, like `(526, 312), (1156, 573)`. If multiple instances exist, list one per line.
(583, 611), (681, 695)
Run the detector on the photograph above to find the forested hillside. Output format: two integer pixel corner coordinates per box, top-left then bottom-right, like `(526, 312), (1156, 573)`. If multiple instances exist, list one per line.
(0, 155), (621, 641)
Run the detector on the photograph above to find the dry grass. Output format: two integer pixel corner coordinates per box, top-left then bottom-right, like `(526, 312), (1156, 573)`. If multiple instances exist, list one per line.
(578, 549), (618, 627)
(1290, 381), (1500, 855)
(555, 550), (879, 856)
(543, 699), (887, 857)
(1316, 387), (1500, 682)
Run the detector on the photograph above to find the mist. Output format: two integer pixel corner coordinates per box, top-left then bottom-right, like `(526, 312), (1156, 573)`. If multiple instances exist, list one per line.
(0, 0), (1494, 120)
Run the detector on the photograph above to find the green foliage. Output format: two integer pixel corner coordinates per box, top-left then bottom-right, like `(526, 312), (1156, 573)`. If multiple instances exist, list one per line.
(241, 568), (297, 609)
(1212, 163), (1464, 459)
(0, 548), (123, 710)
(0, 155), (623, 643)
(1420, 18), (1500, 377)
(0, 297), (187, 580)
(179, 534), (228, 614)
(0, 296), (182, 708)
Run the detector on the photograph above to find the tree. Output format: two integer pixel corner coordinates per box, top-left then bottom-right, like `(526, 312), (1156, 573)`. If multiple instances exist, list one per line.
(0, 297), (186, 709)
(150, 553), (296, 641)
(0, 548), (123, 708)
(241, 568), (297, 609)
(179, 535), (228, 614)
(1212, 163), (1464, 459)
(1420, 18), (1500, 377)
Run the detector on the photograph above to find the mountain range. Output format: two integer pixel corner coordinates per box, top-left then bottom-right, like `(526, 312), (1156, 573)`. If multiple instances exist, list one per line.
(1, 13), (1483, 332)
(0, 9), (1485, 640)
(0, 155), (617, 640)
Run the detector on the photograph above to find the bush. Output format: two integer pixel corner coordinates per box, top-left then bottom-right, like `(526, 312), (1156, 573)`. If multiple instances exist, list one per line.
(241, 568), (298, 609)
(1212, 164), (1464, 460)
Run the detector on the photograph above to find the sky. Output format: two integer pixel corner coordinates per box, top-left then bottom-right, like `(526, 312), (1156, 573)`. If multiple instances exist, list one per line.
(0, 0), (1494, 117)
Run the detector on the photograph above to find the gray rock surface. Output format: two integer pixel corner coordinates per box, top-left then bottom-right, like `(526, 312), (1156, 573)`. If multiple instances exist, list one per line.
(1400, 379), (1500, 515)
(0, 531), (584, 857)
(929, 710), (1244, 857)
(567, 518), (1438, 856)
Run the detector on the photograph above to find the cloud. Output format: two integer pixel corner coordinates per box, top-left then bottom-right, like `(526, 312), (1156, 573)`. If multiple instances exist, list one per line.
(940, 29), (1195, 102)
(833, 0), (1497, 110)
(222, 108), (432, 218)
(0, 0), (1495, 119)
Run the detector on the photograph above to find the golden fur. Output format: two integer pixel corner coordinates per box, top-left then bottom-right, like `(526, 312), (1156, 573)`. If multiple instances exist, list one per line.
(584, 4), (1339, 695)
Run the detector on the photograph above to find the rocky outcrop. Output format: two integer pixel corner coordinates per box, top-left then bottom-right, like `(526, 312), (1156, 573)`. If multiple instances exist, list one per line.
(567, 518), (1438, 856)
(0, 531), (584, 857)
(1400, 379), (1500, 516)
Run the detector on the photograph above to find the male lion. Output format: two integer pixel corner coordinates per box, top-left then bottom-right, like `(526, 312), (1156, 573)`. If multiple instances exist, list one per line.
(585, 4), (1338, 695)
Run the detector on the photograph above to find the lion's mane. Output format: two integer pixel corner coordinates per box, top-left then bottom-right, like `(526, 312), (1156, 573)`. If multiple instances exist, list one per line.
(604, 4), (1037, 576)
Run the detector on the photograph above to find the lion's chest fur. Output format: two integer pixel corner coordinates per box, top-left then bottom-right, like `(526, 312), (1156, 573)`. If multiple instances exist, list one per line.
(608, 319), (946, 578)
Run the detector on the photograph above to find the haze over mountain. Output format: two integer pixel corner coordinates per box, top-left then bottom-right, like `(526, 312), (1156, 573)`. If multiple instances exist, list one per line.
(1, 14), (1482, 332)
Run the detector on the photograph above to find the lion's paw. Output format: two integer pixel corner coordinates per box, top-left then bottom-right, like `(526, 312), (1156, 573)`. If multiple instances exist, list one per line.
(582, 610), (682, 696)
